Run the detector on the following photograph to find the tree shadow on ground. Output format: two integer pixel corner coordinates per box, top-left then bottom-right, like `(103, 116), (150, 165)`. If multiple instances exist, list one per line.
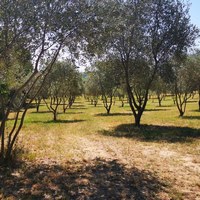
(187, 100), (198, 103)
(100, 124), (200, 143)
(45, 119), (86, 124)
(63, 111), (84, 115)
(0, 158), (167, 200)
(192, 109), (200, 112)
(30, 119), (86, 124)
(69, 107), (88, 110)
(145, 108), (169, 112)
(31, 111), (51, 114)
(182, 116), (200, 120)
(31, 111), (84, 115)
(95, 113), (132, 117)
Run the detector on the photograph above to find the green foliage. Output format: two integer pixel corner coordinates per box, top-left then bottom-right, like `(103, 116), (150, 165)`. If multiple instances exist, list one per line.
(0, 0), (86, 162)
(170, 54), (200, 116)
(41, 61), (82, 120)
(84, 58), (122, 110)
(44, 61), (82, 98)
(95, 59), (121, 97)
(84, 71), (101, 98)
(83, 0), (198, 125)
(0, 84), (9, 96)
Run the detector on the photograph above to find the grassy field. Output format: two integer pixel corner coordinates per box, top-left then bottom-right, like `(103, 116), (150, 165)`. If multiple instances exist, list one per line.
(0, 96), (200, 200)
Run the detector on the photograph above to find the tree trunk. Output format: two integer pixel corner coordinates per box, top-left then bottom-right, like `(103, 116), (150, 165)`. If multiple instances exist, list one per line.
(94, 100), (97, 107)
(36, 105), (39, 112)
(0, 98), (5, 120)
(53, 112), (57, 121)
(63, 98), (68, 113)
(63, 107), (67, 113)
(198, 88), (200, 111)
(35, 98), (41, 113)
(0, 121), (5, 161)
(157, 95), (162, 107)
(177, 101), (186, 117)
(173, 98), (176, 105)
(135, 116), (140, 127)
(0, 110), (4, 120)
(106, 108), (110, 115)
(134, 111), (143, 127)
(0, 106), (6, 161)
(179, 109), (184, 117)
(158, 99), (162, 107)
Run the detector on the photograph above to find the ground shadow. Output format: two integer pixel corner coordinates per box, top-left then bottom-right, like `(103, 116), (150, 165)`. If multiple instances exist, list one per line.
(100, 124), (200, 143)
(192, 109), (200, 112)
(95, 113), (133, 117)
(31, 111), (84, 115)
(45, 119), (86, 124)
(187, 100), (198, 103)
(182, 116), (200, 120)
(63, 111), (84, 115)
(0, 158), (167, 200)
(145, 108), (169, 112)
(69, 107), (88, 110)
(31, 110), (51, 114)
(30, 119), (86, 124)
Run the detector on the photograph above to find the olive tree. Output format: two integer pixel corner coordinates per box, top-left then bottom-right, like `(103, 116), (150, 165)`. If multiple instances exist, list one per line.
(115, 83), (127, 107)
(43, 61), (82, 121)
(0, 0), (82, 164)
(151, 76), (169, 107)
(188, 53), (200, 110)
(173, 55), (200, 116)
(94, 59), (121, 114)
(84, 71), (101, 107)
(85, 0), (198, 126)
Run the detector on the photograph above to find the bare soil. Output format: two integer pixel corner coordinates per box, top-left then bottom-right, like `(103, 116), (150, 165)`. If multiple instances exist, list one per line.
(1, 133), (199, 200)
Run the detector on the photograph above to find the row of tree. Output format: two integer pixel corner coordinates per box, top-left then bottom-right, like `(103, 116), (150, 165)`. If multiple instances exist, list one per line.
(83, 53), (200, 116)
(10, 52), (198, 122)
(0, 0), (199, 163)
(35, 61), (82, 121)
(82, 0), (199, 126)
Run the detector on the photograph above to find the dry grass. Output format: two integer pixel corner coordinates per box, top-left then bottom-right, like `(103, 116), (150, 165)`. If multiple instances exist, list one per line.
(1, 96), (200, 199)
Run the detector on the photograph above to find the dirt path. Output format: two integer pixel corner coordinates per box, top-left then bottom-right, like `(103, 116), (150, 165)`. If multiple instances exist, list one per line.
(20, 125), (200, 199)
(73, 134), (200, 199)
(77, 136), (128, 163)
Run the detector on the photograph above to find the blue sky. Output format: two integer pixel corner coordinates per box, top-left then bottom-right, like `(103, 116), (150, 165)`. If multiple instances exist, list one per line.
(188, 0), (200, 47)
(188, 0), (200, 28)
